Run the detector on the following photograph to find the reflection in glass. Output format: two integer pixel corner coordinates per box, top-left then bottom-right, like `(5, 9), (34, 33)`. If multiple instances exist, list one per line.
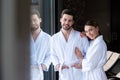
(31, 0), (38, 4)
(30, 9), (51, 80)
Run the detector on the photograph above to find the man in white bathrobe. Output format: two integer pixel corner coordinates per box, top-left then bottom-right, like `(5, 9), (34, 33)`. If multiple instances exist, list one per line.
(51, 9), (89, 80)
(30, 9), (51, 80)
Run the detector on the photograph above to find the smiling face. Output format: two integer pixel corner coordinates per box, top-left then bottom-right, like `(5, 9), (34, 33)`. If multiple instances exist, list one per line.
(84, 25), (99, 40)
(30, 14), (41, 31)
(60, 14), (74, 31)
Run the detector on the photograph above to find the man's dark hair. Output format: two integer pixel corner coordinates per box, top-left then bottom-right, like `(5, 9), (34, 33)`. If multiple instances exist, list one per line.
(61, 9), (75, 21)
(30, 9), (40, 18)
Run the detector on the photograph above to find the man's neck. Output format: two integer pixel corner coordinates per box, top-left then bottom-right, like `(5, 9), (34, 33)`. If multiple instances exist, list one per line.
(32, 27), (41, 41)
(61, 28), (72, 42)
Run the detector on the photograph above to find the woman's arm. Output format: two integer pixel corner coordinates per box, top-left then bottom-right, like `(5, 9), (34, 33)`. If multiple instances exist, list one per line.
(75, 47), (83, 61)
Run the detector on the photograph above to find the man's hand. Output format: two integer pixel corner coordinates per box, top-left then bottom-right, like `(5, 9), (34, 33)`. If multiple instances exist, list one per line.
(75, 47), (83, 61)
(55, 64), (60, 71)
(71, 63), (82, 69)
(61, 64), (69, 70)
(41, 64), (47, 71)
(80, 31), (86, 37)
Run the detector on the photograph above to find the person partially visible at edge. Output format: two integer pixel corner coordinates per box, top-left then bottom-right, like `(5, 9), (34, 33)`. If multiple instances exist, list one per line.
(75, 19), (107, 80)
(51, 9), (89, 80)
(30, 9), (51, 80)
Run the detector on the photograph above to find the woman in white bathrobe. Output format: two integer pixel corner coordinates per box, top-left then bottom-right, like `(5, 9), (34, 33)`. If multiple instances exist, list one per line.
(75, 20), (108, 80)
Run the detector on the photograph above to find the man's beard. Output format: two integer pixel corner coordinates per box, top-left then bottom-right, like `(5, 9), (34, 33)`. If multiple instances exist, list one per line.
(31, 26), (39, 31)
(63, 26), (72, 31)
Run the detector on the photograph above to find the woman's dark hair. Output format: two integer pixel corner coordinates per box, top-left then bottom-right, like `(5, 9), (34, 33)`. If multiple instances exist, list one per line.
(85, 19), (99, 28)
(85, 19), (101, 35)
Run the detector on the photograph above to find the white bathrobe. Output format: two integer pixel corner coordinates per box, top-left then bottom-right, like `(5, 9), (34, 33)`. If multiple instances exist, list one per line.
(82, 35), (107, 80)
(51, 29), (89, 80)
(30, 30), (51, 80)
